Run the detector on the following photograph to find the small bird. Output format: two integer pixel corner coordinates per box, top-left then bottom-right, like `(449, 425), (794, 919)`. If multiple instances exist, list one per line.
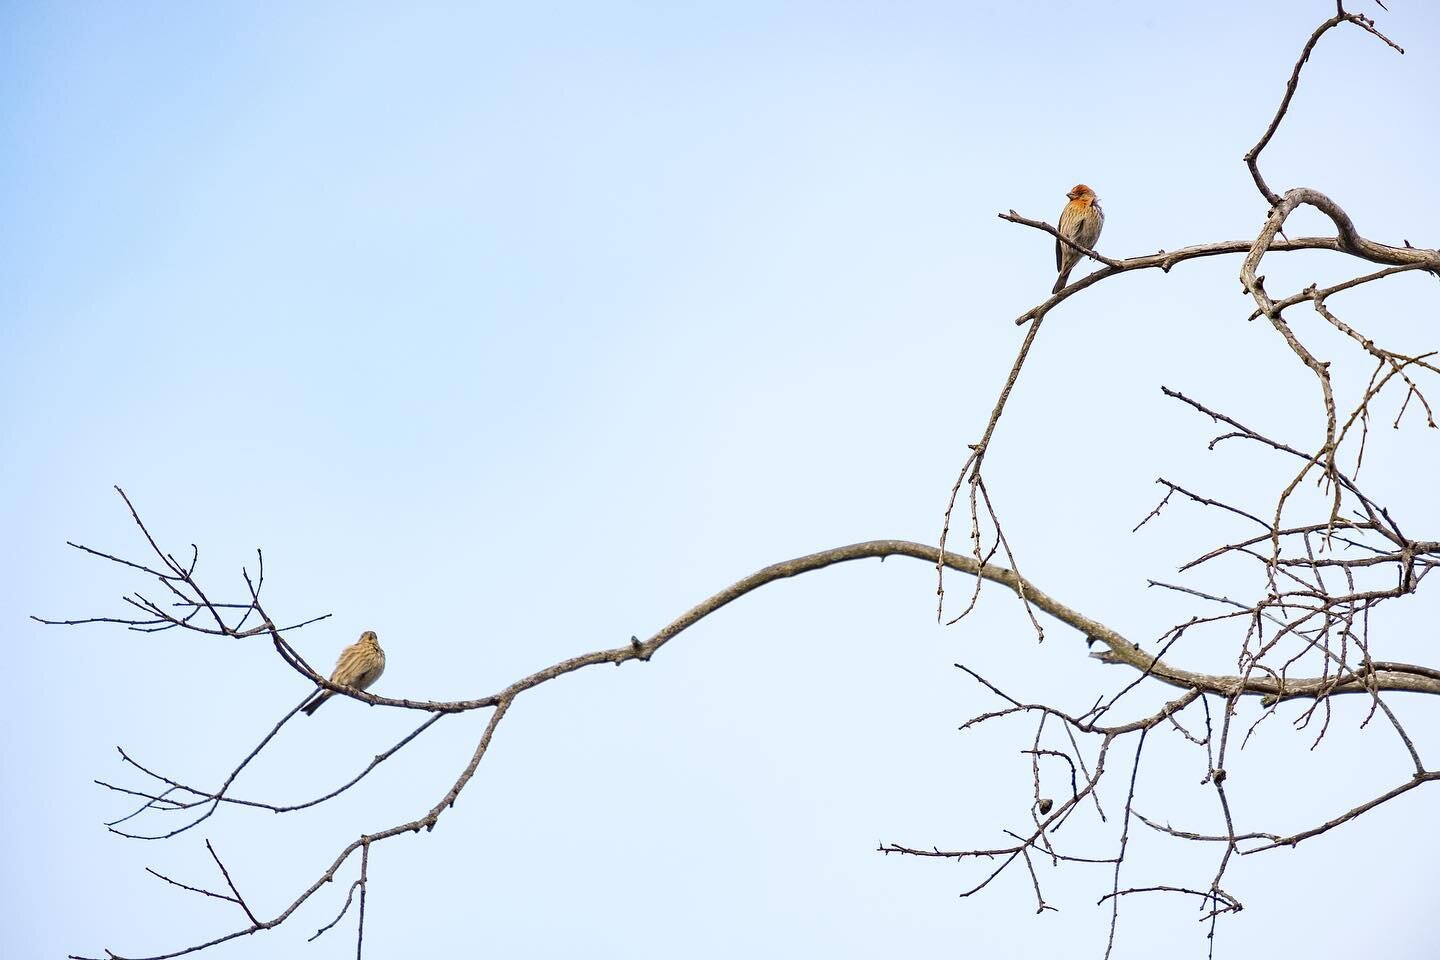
(1053, 184), (1105, 294)
(302, 630), (386, 716)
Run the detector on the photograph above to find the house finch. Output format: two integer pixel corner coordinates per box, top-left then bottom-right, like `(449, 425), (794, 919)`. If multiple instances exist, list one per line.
(302, 630), (386, 716)
(1052, 184), (1104, 294)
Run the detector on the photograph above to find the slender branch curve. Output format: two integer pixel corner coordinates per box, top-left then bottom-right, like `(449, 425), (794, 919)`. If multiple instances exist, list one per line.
(60, 526), (1440, 959)
(1243, 8), (1403, 206)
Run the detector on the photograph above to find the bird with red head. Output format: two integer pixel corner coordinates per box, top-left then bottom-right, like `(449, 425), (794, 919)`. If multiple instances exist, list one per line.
(1053, 184), (1104, 294)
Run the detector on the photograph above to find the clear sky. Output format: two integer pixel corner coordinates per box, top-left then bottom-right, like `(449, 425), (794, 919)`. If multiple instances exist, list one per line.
(4, 2), (1438, 958)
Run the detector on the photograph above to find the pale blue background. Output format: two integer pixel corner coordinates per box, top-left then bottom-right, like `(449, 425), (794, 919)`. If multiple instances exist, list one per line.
(4, 2), (1438, 957)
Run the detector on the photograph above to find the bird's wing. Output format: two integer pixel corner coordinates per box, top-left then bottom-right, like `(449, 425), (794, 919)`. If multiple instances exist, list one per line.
(1055, 203), (1079, 270)
(1085, 205), (1105, 244)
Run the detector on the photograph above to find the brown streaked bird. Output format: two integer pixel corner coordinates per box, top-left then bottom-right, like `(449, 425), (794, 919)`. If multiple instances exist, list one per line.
(1053, 184), (1105, 294)
(302, 630), (386, 716)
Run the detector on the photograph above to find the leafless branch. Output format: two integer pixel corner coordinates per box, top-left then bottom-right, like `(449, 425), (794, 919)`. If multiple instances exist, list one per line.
(54, 4), (1440, 958)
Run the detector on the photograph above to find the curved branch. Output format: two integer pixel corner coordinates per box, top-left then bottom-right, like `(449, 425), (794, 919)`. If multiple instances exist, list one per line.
(315, 539), (1440, 715)
(1243, 9), (1403, 205)
(70, 536), (1440, 958)
(1242, 188), (1440, 323)
(1003, 228), (1342, 326)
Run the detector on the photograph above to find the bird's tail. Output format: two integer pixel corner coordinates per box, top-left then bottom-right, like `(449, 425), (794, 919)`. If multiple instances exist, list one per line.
(1052, 270), (1072, 295)
(301, 691), (330, 716)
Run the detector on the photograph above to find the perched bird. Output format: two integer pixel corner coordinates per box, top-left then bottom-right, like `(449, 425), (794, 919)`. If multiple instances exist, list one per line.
(302, 630), (386, 716)
(1053, 184), (1105, 294)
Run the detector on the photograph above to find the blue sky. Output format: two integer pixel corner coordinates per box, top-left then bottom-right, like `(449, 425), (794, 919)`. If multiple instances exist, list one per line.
(4, 2), (1438, 957)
